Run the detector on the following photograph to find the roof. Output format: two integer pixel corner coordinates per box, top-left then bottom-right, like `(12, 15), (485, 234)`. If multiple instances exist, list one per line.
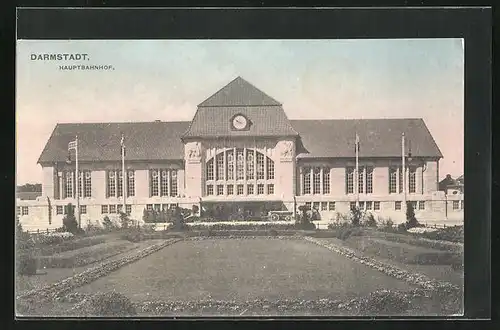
(39, 118), (442, 164)
(16, 192), (42, 200)
(38, 122), (190, 163)
(292, 118), (443, 159)
(198, 77), (281, 107)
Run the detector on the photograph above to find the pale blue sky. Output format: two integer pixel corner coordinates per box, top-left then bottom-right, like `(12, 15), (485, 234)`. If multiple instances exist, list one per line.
(16, 39), (464, 184)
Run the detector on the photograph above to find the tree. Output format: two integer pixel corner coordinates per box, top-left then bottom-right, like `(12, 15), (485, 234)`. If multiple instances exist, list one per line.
(63, 203), (79, 234)
(119, 212), (130, 229)
(350, 205), (362, 227)
(405, 202), (419, 229)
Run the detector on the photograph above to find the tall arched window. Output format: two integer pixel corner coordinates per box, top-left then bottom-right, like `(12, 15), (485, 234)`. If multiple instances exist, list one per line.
(205, 148), (275, 196)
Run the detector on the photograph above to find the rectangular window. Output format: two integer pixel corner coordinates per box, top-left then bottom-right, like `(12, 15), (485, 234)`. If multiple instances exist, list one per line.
(101, 205), (108, 214)
(350, 202), (356, 210)
(359, 201), (365, 210)
(107, 170), (116, 198)
(366, 167), (373, 194)
(328, 202), (335, 211)
(346, 167), (354, 194)
(146, 204), (153, 211)
(256, 153), (265, 180)
(257, 184), (264, 195)
(409, 166), (416, 193)
(305, 202), (311, 211)
(313, 202), (320, 210)
(246, 150), (255, 180)
(127, 170), (135, 197)
(150, 170), (159, 196)
(227, 150), (234, 180)
(216, 153), (224, 180)
(395, 201), (402, 211)
(109, 204), (116, 214)
(84, 171), (92, 197)
(267, 184), (274, 195)
(21, 206), (29, 216)
(161, 170), (169, 196)
(321, 202), (328, 211)
(66, 171), (74, 198)
(56, 205), (64, 215)
(389, 167), (397, 194)
(206, 185), (214, 196)
(303, 167), (311, 194)
(154, 204), (161, 211)
(313, 167), (321, 194)
(227, 185), (234, 195)
(366, 201), (373, 210)
(80, 205), (87, 214)
(117, 204), (123, 214)
(207, 159), (214, 181)
(126, 204), (132, 215)
(419, 201), (425, 210)
(358, 166), (364, 194)
(374, 201), (380, 210)
(162, 204), (168, 211)
(217, 185), (224, 195)
(323, 167), (330, 194)
(236, 150), (245, 180)
(267, 159), (274, 180)
(237, 184), (244, 195)
(247, 184), (254, 195)
(117, 170), (123, 198)
(170, 170), (178, 196)
(453, 200), (459, 210)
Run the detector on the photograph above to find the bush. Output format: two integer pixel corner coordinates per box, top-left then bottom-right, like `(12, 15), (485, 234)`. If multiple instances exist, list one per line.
(339, 227), (364, 240)
(405, 202), (419, 229)
(102, 216), (116, 231)
(17, 252), (37, 275)
(80, 292), (136, 317)
(39, 236), (106, 256)
(364, 213), (377, 227)
(63, 203), (81, 234)
(420, 226), (464, 243)
(119, 212), (131, 229)
(349, 206), (363, 227)
(269, 229), (278, 236)
(121, 228), (144, 242)
(397, 223), (407, 232)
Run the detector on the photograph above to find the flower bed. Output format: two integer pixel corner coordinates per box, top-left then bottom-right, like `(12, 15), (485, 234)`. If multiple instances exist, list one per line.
(304, 237), (460, 292)
(17, 239), (182, 303)
(38, 241), (136, 268)
(186, 222), (297, 231)
(39, 236), (107, 256)
(373, 230), (463, 252)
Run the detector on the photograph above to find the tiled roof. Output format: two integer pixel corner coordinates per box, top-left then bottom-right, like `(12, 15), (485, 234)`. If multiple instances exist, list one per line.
(37, 121), (190, 163)
(292, 118), (442, 159)
(38, 118), (442, 164)
(198, 77), (281, 107)
(182, 106), (298, 138)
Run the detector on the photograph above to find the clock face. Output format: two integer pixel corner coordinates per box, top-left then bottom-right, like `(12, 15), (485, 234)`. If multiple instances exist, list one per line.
(232, 115), (248, 130)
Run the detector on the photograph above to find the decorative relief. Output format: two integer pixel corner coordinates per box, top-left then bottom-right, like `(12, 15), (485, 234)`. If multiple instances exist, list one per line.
(187, 142), (202, 163)
(280, 141), (294, 161)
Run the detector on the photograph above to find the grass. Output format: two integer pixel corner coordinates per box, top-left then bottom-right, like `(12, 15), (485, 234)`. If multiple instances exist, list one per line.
(75, 238), (414, 304)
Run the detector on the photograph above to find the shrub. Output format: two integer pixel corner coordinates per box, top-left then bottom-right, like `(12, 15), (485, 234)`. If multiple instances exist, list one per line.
(39, 236), (105, 256)
(397, 223), (407, 232)
(349, 206), (363, 227)
(420, 226), (464, 243)
(405, 202), (419, 229)
(17, 251), (37, 275)
(269, 229), (278, 236)
(102, 216), (115, 231)
(339, 227), (364, 240)
(364, 213), (377, 227)
(62, 203), (80, 234)
(80, 292), (136, 317)
(121, 228), (144, 242)
(119, 212), (130, 229)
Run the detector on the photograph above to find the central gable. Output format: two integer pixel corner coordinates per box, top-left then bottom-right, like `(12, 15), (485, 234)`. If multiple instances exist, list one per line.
(183, 77), (297, 139)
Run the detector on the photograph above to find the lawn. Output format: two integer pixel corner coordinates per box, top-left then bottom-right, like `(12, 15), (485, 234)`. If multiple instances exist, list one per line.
(75, 238), (415, 304)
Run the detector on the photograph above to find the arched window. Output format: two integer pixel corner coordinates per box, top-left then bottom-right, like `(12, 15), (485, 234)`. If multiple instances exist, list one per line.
(206, 148), (275, 196)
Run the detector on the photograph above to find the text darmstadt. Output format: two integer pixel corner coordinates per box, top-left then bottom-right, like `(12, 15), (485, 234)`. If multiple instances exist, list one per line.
(30, 53), (90, 61)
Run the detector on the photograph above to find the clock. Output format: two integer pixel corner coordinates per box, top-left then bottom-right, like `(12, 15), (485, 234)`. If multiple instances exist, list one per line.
(232, 115), (248, 130)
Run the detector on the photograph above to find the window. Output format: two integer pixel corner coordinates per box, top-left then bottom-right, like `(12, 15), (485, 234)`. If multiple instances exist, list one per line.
(117, 170), (123, 197)
(410, 201), (417, 210)
(56, 205), (63, 215)
(346, 167), (354, 194)
(267, 159), (275, 180)
(399, 167), (404, 193)
(323, 167), (330, 194)
(150, 170), (159, 196)
(366, 167), (373, 194)
(313, 167), (321, 194)
(170, 170), (178, 196)
(389, 167), (397, 194)
(161, 170), (169, 196)
(227, 185), (234, 195)
(453, 200), (459, 210)
(146, 204), (153, 211)
(206, 185), (214, 195)
(328, 202), (335, 211)
(321, 202), (328, 211)
(217, 185), (224, 195)
(418, 201), (425, 210)
(127, 171), (135, 197)
(409, 166), (416, 193)
(303, 167), (311, 194)
(80, 205), (87, 214)
(206, 159), (214, 180)
(117, 204), (123, 214)
(374, 201), (380, 210)
(350, 202), (356, 210)
(359, 201), (365, 210)
(246, 150), (254, 180)
(21, 206), (28, 216)
(305, 202), (312, 209)
(109, 205), (116, 214)
(247, 184), (254, 195)
(236, 150), (244, 180)
(101, 205), (108, 214)
(65, 171), (74, 198)
(216, 153), (224, 180)
(227, 150), (234, 180)
(154, 204), (161, 211)
(126, 204), (132, 215)
(256, 152), (265, 180)
(358, 167), (364, 194)
(17, 206), (20, 216)
(84, 171), (92, 197)
(395, 201), (402, 211)
(267, 184), (274, 195)
(257, 184), (264, 195)
(162, 204), (168, 211)
(313, 202), (320, 210)
(366, 201), (373, 210)
(237, 184), (244, 195)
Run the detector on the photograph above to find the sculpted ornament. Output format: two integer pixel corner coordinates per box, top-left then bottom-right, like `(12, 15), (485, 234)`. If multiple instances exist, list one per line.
(281, 141), (294, 159)
(188, 142), (202, 160)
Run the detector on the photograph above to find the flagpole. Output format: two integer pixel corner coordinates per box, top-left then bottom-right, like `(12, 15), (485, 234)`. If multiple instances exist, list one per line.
(355, 132), (359, 208)
(75, 135), (80, 229)
(121, 134), (126, 215)
(402, 132), (406, 216)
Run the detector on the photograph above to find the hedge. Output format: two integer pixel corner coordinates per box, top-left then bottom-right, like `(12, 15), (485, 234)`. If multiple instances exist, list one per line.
(39, 236), (107, 256)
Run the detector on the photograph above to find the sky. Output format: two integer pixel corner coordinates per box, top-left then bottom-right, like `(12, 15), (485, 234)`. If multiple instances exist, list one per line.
(16, 39), (464, 184)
